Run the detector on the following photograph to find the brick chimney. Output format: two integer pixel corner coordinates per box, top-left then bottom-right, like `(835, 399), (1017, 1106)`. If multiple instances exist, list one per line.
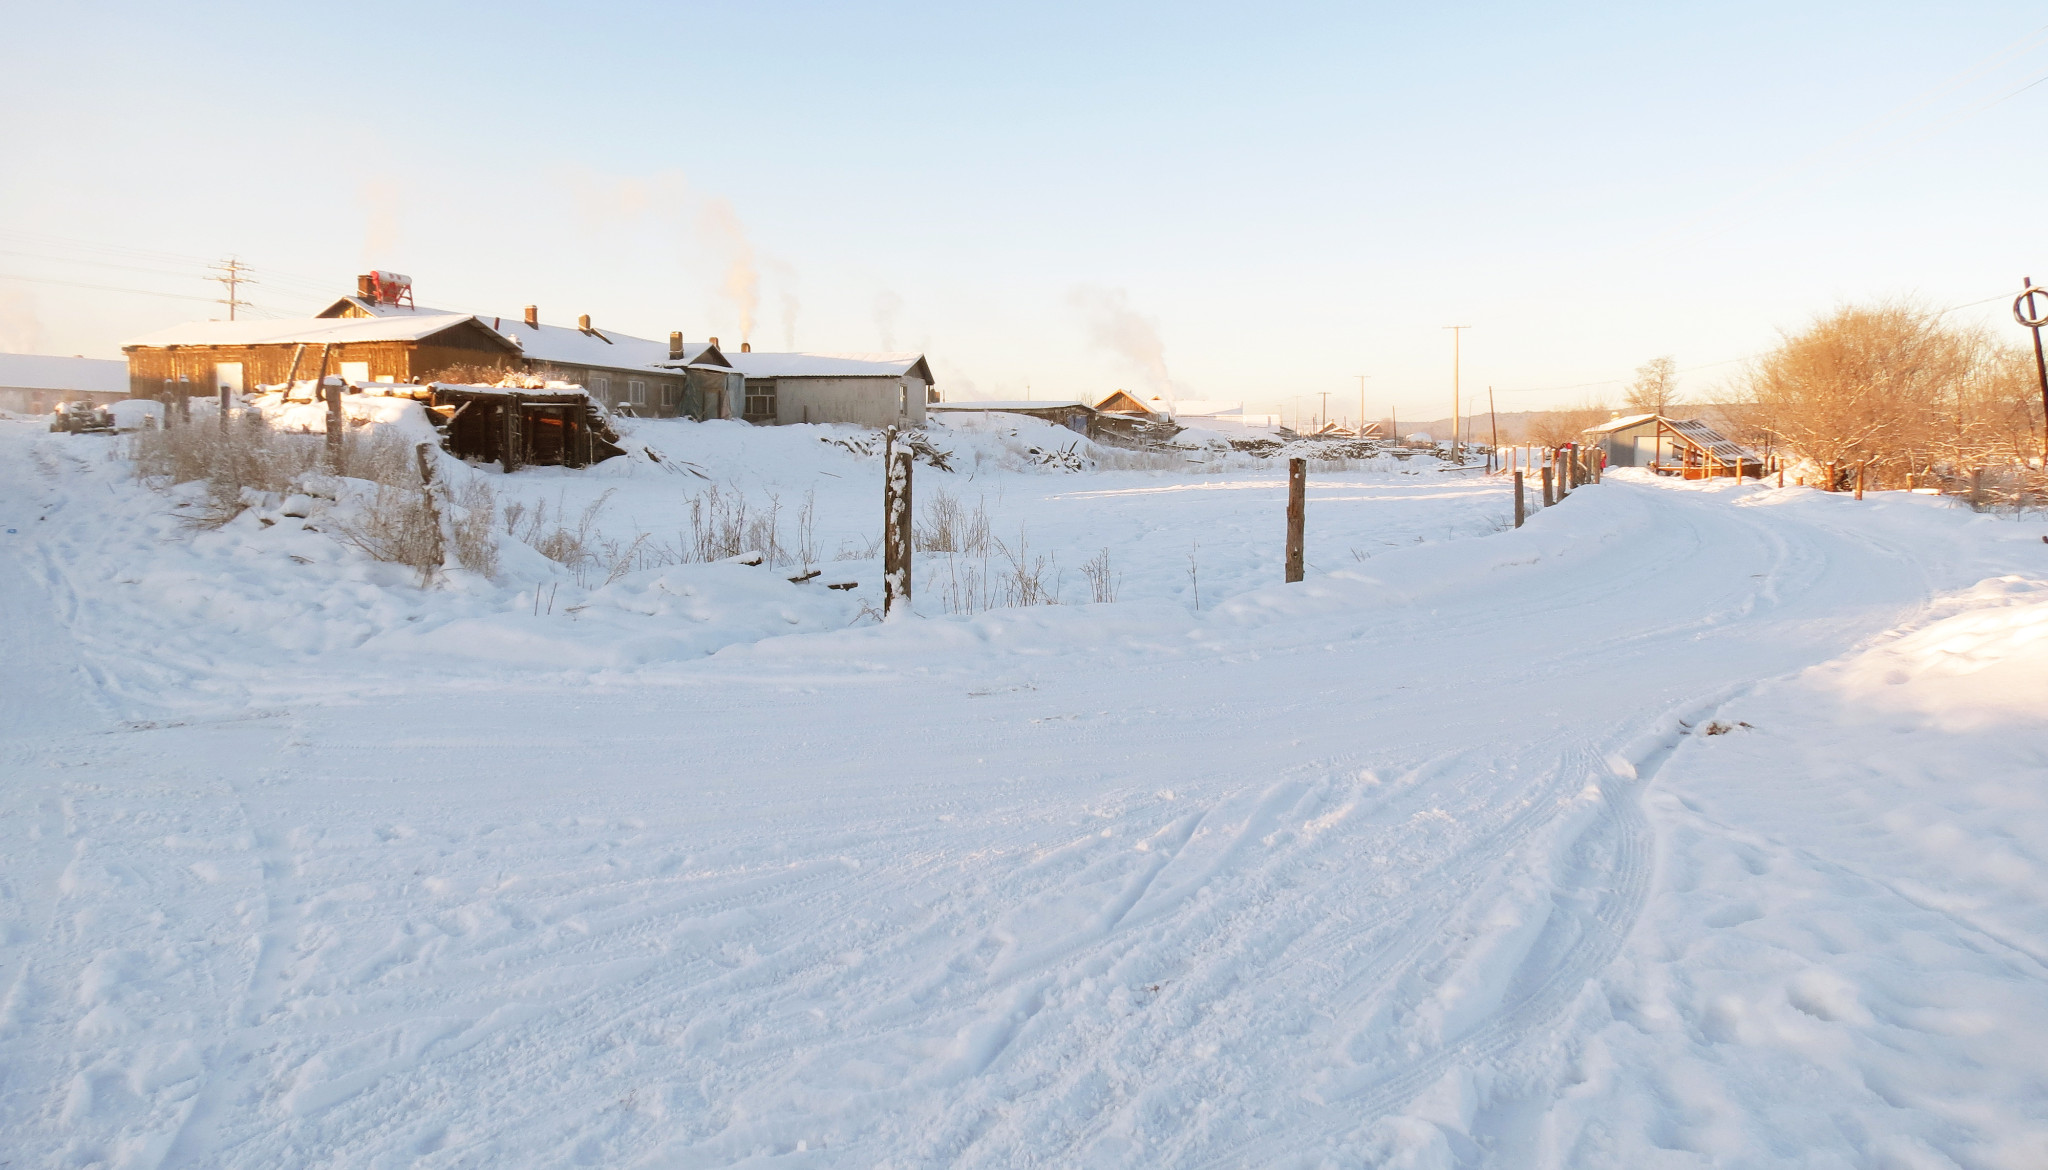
(523, 305), (538, 329)
(709, 336), (720, 348)
(578, 314), (591, 333)
(741, 341), (751, 352)
(668, 332), (683, 360)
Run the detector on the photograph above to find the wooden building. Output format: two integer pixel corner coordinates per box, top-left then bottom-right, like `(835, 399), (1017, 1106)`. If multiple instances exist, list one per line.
(318, 283), (740, 422)
(1584, 413), (1762, 478)
(121, 313), (522, 401)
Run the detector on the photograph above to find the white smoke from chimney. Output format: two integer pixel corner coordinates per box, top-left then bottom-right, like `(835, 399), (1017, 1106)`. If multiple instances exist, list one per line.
(874, 289), (904, 351)
(1069, 286), (1172, 395)
(699, 197), (758, 346)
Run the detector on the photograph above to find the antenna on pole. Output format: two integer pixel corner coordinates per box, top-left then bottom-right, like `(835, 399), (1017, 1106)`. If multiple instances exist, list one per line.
(1443, 325), (1471, 457)
(208, 256), (255, 321)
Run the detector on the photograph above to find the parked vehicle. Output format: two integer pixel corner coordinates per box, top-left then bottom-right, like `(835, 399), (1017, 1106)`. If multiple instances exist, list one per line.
(49, 401), (115, 433)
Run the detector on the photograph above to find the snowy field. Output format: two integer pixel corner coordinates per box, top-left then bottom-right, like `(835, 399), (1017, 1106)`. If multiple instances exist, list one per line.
(3, 413), (2046, 1168)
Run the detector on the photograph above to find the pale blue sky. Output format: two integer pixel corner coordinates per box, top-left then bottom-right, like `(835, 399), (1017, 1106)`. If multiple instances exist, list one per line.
(3, 2), (2044, 421)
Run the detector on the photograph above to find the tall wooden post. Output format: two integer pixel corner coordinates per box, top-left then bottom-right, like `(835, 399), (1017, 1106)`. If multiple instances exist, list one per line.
(883, 427), (913, 615)
(177, 375), (191, 424)
(218, 385), (230, 434)
(1855, 461), (1866, 500)
(1542, 462), (1554, 507)
(324, 377), (344, 465)
(1513, 471), (1526, 528)
(1285, 457), (1306, 583)
(500, 400), (520, 473)
(1555, 449), (1569, 500)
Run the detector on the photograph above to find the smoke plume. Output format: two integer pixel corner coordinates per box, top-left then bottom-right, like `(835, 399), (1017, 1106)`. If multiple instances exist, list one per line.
(0, 288), (46, 353)
(1069, 285), (1172, 394)
(874, 289), (904, 351)
(699, 198), (758, 345)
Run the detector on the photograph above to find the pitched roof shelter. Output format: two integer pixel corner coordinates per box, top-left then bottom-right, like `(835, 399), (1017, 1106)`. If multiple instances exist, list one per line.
(1584, 413), (1761, 478)
(720, 351), (935, 427)
(121, 312), (524, 400)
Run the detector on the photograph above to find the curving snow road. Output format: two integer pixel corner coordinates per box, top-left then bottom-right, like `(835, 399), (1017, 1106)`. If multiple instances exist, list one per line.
(3, 424), (2044, 1168)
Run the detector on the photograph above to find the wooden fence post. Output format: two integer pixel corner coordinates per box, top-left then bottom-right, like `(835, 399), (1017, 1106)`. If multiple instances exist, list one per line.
(1285, 457), (1306, 583)
(500, 400), (520, 474)
(1855, 461), (1866, 500)
(883, 427), (913, 615)
(218, 385), (230, 434)
(324, 377), (343, 465)
(1541, 462), (1554, 507)
(1514, 471), (1525, 528)
(178, 375), (191, 425)
(1555, 449), (1569, 500)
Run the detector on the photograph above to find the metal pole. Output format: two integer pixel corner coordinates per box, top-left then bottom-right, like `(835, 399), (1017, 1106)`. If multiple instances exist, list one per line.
(2017, 277), (2048, 468)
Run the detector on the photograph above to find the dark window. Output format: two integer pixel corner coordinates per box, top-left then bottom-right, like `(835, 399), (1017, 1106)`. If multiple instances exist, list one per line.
(743, 379), (776, 423)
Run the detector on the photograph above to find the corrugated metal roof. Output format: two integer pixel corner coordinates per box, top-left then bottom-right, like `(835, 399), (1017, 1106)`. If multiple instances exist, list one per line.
(1664, 418), (1757, 462)
(322, 297), (724, 372)
(123, 313), (511, 350)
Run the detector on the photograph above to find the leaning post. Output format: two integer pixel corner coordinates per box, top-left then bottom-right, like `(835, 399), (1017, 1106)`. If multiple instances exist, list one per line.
(1285, 457), (1306, 583)
(1513, 470), (1526, 528)
(883, 426), (913, 616)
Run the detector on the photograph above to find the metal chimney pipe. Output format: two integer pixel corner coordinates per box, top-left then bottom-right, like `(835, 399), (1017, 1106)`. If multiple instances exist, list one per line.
(741, 341), (751, 353)
(523, 305), (538, 329)
(668, 332), (683, 360)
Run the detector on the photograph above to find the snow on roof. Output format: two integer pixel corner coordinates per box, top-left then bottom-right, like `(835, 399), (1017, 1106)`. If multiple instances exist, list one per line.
(1583, 412), (1660, 434)
(0, 352), (128, 393)
(1172, 399), (1242, 417)
(930, 400), (1088, 411)
(1583, 413), (1757, 460)
(123, 313), (507, 350)
(322, 296), (723, 373)
(725, 351), (931, 381)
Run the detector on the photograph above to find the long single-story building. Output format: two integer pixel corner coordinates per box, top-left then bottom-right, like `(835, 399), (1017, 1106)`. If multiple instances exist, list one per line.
(928, 400), (1093, 434)
(121, 313), (526, 399)
(0, 353), (130, 415)
(1584, 413), (1762, 478)
(723, 351), (934, 428)
(317, 276), (739, 421)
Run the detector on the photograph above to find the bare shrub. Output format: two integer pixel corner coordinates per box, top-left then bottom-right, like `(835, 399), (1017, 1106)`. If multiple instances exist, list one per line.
(132, 410), (417, 527)
(1525, 399), (1613, 449)
(332, 484), (443, 584)
(917, 485), (991, 554)
(796, 488), (818, 568)
(512, 490), (610, 571)
(994, 528), (1060, 607)
(448, 477), (499, 577)
(688, 483), (752, 562)
(1082, 547), (1119, 603)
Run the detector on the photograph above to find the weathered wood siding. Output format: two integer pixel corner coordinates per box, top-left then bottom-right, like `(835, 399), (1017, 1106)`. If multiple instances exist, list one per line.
(124, 330), (517, 399)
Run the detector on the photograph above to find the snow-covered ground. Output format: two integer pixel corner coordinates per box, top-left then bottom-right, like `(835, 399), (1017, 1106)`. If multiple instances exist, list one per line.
(2, 414), (2045, 1168)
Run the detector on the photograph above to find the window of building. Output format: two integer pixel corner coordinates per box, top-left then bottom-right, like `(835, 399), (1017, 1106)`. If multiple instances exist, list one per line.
(661, 382), (678, 411)
(628, 379), (647, 406)
(340, 361), (370, 384)
(744, 379), (776, 423)
(591, 376), (609, 405)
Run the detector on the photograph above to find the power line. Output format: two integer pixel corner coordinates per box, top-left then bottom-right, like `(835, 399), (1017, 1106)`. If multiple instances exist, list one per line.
(207, 256), (256, 320)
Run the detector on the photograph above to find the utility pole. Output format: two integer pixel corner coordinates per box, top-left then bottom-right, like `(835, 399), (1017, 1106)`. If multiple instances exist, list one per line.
(1356, 374), (1370, 437)
(1488, 385), (1499, 471)
(1443, 325), (1471, 457)
(208, 256), (255, 321)
(1318, 391), (1331, 433)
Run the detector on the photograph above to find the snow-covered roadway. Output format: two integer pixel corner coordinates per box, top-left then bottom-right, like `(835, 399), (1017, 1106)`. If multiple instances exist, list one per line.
(3, 424), (2044, 1168)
